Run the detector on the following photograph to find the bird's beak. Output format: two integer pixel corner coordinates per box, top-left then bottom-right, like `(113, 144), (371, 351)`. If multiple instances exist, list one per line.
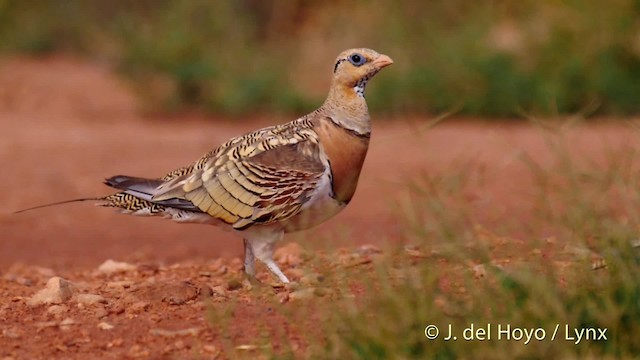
(372, 54), (394, 68)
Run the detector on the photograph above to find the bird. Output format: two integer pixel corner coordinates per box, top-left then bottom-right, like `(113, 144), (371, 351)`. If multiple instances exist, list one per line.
(17, 48), (393, 284)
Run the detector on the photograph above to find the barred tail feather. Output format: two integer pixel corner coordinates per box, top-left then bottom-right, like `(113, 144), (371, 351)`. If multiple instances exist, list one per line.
(99, 192), (166, 214)
(104, 175), (202, 212)
(15, 175), (202, 216)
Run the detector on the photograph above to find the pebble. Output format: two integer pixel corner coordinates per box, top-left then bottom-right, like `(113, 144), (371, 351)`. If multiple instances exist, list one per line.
(357, 244), (382, 256)
(59, 317), (76, 331)
(94, 306), (108, 319)
(98, 259), (136, 274)
(106, 280), (134, 289)
(149, 327), (200, 337)
(47, 304), (68, 316)
(35, 321), (58, 329)
(226, 279), (243, 291)
(1, 328), (20, 339)
(162, 282), (199, 305)
(472, 264), (487, 279)
(300, 273), (324, 285)
(137, 281), (198, 305)
(210, 285), (227, 297)
(274, 242), (306, 267)
(27, 277), (76, 307)
(109, 304), (125, 315)
(106, 338), (123, 348)
(128, 344), (149, 358)
(198, 285), (214, 299)
(202, 344), (218, 354)
(97, 322), (114, 330)
(77, 293), (107, 306)
(289, 287), (316, 301)
(130, 301), (150, 313)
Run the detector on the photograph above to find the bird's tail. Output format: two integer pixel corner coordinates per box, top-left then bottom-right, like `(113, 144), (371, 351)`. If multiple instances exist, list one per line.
(15, 175), (200, 215)
(14, 197), (104, 214)
(14, 175), (163, 215)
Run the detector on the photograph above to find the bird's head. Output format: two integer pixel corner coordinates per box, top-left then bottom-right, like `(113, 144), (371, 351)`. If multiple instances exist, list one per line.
(330, 48), (393, 99)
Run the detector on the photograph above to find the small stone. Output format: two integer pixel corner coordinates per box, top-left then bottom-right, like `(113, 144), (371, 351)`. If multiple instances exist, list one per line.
(300, 273), (324, 285)
(198, 285), (213, 299)
(235, 344), (258, 351)
(149, 327), (200, 337)
(226, 279), (243, 291)
(472, 264), (487, 279)
(97, 322), (114, 331)
(130, 301), (150, 313)
(107, 338), (123, 348)
(128, 344), (149, 358)
(404, 245), (428, 258)
(274, 242), (305, 267)
(357, 244), (382, 256)
(210, 286), (227, 297)
(94, 307), (108, 319)
(59, 317), (76, 331)
(47, 304), (68, 316)
(313, 287), (328, 297)
(289, 287), (316, 301)
(77, 293), (107, 306)
(277, 292), (290, 304)
(2, 328), (21, 339)
(109, 304), (125, 315)
(106, 280), (134, 289)
(97, 259), (136, 274)
(35, 321), (58, 329)
(14, 277), (33, 286)
(60, 318), (75, 325)
(202, 344), (218, 354)
(137, 281), (198, 305)
(162, 282), (199, 305)
(136, 263), (159, 276)
(285, 268), (305, 281)
(215, 265), (229, 276)
(27, 277), (76, 307)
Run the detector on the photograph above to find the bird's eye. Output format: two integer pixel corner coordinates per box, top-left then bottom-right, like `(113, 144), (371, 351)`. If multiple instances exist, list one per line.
(348, 53), (366, 66)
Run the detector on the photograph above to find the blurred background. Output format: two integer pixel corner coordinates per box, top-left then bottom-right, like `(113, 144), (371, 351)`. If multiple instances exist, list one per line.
(1, 0), (639, 118)
(1, 0), (640, 268)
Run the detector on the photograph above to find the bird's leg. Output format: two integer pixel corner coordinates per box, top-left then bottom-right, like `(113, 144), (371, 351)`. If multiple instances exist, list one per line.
(262, 259), (290, 284)
(243, 238), (256, 278)
(244, 230), (290, 284)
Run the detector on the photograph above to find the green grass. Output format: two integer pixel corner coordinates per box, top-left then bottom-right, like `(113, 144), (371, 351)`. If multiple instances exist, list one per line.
(0, 0), (639, 117)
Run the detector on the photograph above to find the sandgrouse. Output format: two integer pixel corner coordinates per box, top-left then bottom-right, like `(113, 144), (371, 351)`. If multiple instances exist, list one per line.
(21, 48), (393, 283)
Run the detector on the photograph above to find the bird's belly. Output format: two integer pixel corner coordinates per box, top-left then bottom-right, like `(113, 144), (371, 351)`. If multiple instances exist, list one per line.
(281, 169), (346, 232)
(281, 194), (345, 232)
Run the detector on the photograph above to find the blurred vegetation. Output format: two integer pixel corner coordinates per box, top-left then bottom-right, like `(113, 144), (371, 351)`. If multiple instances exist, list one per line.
(0, 0), (639, 117)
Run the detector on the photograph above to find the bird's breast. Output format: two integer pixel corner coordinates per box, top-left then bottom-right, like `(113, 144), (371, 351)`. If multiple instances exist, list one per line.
(314, 118), (370, 204)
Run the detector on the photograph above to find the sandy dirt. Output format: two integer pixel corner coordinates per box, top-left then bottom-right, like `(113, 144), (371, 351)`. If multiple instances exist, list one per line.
(0, 55), (638, 358)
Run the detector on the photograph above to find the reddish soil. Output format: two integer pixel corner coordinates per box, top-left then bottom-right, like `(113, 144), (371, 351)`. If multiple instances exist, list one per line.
(0, 55), (638, 358)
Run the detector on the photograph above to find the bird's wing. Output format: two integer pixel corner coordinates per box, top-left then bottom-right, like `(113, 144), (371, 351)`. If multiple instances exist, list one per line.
(152, 117), (326, 229)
